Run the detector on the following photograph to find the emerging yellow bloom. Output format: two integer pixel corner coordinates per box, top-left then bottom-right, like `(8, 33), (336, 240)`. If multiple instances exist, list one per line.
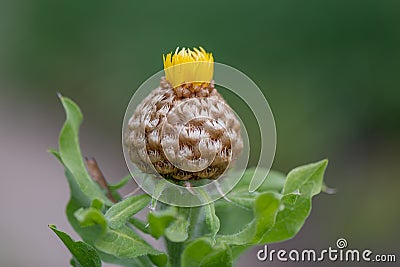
(163, 47), (214, 88)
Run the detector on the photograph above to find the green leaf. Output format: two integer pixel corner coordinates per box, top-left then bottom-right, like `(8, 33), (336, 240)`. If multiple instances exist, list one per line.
(165, 207), (190, 242)
(218, 192), (281, 246)
(108, 176), (132, 202)
(148, 207), (177, 239)
(48, 148), (62, 162)
(198, 189), (220, 242)
(181, 238), (232, 267)
(213, 168), (284, 236)
(98, 253), (152, 267)
(58, 96), (111, 205)
(148, 205), (190, 243)
(225, 194), (255, 210)
(230, 245), (251, 262)
(283, 159), (328, 196)
(217, 168), (286, 212)
(148, 254), (168, 267)
(105, 194), (151, 229)
(129, 217), (151, 234)
(95, 225), (167, 264)
(64, 170), (144, 267)
(214, 202), (253, 235)
(53, 98), (166, 267)
(90, 198), (104, 210)
(70, 193), (166, 266)
(64, 169), (103, 244)
(231, 168), (286, 194)
(200, 247), (232, 267)
(74, 207), (107, 233)
(108, 175), (131, 190)
(262, 159), (328, 243)
(216, 160), (328, 247)
(49, 225), (101, 267)
(165, 218), (189, 242)
(70, 258), (80, 267)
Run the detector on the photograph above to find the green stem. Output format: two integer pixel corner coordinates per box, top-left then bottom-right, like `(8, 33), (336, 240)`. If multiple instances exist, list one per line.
(163, 205), (202, 266)
(187, 206), (201, 240)
(166, 239), (184, 267)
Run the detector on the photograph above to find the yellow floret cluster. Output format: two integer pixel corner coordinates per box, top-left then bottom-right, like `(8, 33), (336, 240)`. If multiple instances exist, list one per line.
(163, 47), (214, 88)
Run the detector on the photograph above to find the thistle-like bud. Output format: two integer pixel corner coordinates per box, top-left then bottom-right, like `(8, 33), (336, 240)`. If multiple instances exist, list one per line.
(125, 47), (243, 181)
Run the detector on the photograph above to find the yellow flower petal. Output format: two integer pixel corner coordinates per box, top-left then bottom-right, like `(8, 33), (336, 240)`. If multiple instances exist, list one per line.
(163, 47), (214, 88)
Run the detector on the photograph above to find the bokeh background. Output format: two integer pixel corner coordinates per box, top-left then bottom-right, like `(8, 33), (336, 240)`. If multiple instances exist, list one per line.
(1, 0), (399, 266)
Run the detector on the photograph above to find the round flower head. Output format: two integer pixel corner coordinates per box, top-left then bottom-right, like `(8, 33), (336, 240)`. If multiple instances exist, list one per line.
(125, 47), (243, 181)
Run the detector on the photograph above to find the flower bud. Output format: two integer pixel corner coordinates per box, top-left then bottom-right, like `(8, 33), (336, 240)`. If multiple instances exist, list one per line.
(125, 47), (243, 181)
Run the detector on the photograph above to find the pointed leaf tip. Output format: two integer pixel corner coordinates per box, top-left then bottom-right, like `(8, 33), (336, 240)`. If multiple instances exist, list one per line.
(49, 225), (101, 267)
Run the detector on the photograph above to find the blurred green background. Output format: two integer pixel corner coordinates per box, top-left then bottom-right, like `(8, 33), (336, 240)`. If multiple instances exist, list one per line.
(1, 0), (399, 266)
